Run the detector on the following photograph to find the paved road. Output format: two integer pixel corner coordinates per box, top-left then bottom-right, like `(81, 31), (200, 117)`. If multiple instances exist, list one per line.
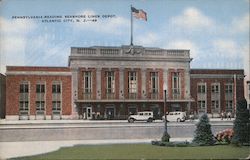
(0, 121), (233, 142)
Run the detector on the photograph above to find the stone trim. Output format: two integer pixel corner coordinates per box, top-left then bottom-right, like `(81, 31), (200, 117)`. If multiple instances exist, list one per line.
(6, 71), (72, 76)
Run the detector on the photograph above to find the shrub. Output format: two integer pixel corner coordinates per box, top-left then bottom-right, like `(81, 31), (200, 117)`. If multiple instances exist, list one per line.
(231, 99), (250, 146)
(192, 114), (215, 145)
(215, 128), (234, 144)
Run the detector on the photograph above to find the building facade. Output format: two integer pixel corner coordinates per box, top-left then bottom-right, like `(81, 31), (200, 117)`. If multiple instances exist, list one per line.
(5, 66), (72, 120)
(190, 69), (245, 117)
(69, 46), (193, 120)
(4, 45), (245, 120)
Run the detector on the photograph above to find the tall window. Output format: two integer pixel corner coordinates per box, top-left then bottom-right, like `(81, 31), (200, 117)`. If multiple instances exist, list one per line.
(128, 71), (137, 99)
(106, 71), (115, 99)
(225, 83), (233, 93)
(172, 72), (180, 99)
(211, 83), (219, 93)
(36, 83), (45, 112)
(84, 71), (92, 99)
(198, 84), (206, 93)
(19, 82), (29, 112)
(52, 82), (61, 112)
(150, 72), (159, 99)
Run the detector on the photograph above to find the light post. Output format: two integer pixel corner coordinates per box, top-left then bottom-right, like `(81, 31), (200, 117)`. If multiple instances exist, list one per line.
(163, 83), (168, 133)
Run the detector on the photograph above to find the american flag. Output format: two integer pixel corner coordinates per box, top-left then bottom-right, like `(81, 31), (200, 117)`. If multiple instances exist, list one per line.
(131, 7), (147, 21)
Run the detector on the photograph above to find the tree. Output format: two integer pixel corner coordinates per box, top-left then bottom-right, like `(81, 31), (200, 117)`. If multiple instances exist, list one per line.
(231, 99), (250, 145)
(193, 114), (214, 145)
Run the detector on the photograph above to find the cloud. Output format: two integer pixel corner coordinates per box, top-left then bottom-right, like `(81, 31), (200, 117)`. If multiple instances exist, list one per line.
(0, 17), (36, 35)
(136, 32), (159, 46)
(0, 17), (37, 73)
(212, 39), (240, 58)
(231, 13), (249, 33)
(0, 36), (26, 73)
(170, 7), (214, 29)
(73, 9), (130, 35)
(165, 40), (199, 58)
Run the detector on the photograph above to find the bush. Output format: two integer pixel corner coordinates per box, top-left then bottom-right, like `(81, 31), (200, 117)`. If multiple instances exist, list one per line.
(215, 128), (234, 144)
(192, 114), (215, 145)
(231, 99), (250, 146)
(151, 140), (191, 147)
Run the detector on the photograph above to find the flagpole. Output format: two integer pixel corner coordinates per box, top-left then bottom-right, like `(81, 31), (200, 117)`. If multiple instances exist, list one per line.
(130, 4), (133, 46)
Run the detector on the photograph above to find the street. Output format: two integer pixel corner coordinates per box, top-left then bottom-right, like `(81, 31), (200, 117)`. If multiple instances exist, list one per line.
(0, 120), (233, 142)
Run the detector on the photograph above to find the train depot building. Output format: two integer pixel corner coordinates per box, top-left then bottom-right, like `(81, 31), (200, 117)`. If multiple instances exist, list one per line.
(4, 45), (245, 120)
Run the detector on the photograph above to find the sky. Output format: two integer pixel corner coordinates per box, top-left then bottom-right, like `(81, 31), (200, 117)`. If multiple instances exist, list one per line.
(0, 0), (249, 75)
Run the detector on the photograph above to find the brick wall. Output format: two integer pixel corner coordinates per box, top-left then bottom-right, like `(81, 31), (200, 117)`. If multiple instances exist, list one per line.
(6, 67), (72, 116)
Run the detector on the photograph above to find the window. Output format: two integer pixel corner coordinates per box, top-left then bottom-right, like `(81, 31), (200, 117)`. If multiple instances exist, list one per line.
(83, 71), (92, 99)
(197, 100), (206, 109)
(211, 100), (219, 109)
(36, 83), (45, 112)
(128, 71), (137, 99)
(211, 84), (219, 93)
(106, 71), (115, 99)
(52, 84), (61, 93)
(52, 82), (61, 112)
(172, 72), (180, 95)
(226, 100), (233, 109)
(150, 72), (159, 99)
(198, 84), (206, 93)
(19, 82), (29, 112)
(225, 83), (233, 93)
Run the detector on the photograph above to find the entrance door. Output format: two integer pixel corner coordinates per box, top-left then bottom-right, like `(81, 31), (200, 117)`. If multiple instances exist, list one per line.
(106, 107), (115, 120)
(82, 106), (92, 120)
(86, 107), (92, 119)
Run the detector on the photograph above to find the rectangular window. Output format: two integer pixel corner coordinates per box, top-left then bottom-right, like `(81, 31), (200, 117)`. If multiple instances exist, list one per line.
(211, 100), (219, 109)
(106, 71), (115, 93)
(225, 83), (233, 93)
(36, 83), (45, 112)
(197, 100), (206, 109)
(19, 82), (29, 112)
(211, 84), (219, 93)
(52, 82), (61, 112)
(226, 100), (233, 109)
(128, 71), (137, 99)
(197, 84), (206, 93)
(172, 72), (180, 99)
(83, 71), (92, 99)
(150, 72), (159, 99)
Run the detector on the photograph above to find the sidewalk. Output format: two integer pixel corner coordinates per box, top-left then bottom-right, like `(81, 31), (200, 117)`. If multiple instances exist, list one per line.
(0, 118), (235, 125)
(0, 138), (193, 160)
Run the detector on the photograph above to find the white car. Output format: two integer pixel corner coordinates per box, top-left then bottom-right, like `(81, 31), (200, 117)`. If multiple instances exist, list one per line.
(128, 111), (154, 123)
(162, 111), (186, 122)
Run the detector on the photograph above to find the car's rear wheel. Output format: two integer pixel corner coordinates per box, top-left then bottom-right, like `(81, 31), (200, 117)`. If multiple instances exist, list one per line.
(147, 118), (153, 123)
(128, 118), (134, 123)
(177, 118), (181, 122)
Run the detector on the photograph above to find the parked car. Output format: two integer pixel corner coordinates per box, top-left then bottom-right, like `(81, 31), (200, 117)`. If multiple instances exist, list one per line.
(162, 111), (186, 122)
(128, 111), (154, 123)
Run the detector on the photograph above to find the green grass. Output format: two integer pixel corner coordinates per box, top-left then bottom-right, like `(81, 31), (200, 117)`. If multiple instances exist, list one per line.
(11, 144), (250, 160)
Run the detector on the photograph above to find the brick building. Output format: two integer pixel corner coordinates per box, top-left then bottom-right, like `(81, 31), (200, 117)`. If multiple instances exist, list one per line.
(5, 66), (72, 120)
(4, 45), (245, 120)
(0, 73), (6, 119)
(190, 69), (245, 117)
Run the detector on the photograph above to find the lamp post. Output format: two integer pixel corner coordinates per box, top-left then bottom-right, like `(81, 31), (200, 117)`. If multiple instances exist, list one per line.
(163, 83), (168, 133)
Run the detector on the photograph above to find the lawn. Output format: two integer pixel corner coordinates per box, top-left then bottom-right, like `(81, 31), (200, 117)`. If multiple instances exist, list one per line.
(11, 144), (250, 160)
